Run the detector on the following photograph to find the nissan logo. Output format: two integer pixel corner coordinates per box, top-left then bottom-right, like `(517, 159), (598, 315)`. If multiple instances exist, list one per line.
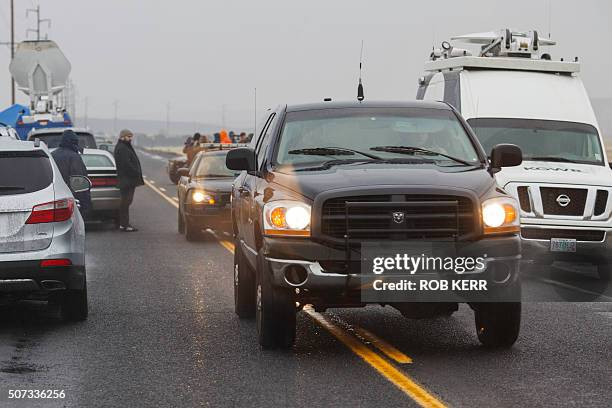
(556, 194), (571, 207)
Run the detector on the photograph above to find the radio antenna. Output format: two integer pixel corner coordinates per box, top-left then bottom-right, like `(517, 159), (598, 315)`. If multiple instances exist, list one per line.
(357, 40), (364, 102)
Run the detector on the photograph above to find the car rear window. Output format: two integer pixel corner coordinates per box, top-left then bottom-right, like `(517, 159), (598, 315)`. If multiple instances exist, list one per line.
(0, 150), (53, 195)
(31, 132), (97, 149)
(83, 154), (114, 168)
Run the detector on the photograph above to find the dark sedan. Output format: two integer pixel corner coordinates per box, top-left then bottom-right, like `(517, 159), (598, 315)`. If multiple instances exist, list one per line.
(177, 150), (238, 240)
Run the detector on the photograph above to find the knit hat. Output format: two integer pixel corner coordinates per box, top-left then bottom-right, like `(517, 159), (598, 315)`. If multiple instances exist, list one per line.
(119, 129), (133, 139)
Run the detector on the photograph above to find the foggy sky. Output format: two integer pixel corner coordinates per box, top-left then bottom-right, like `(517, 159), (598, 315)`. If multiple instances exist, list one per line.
(0, 0), (610, 129)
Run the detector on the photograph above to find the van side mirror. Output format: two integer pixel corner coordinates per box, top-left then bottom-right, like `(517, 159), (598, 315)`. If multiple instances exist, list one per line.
(177, 168), (190, 177)
(70, 175), (92, 193)
(226, 147), (257, 172)
(490, 144), (522, 170)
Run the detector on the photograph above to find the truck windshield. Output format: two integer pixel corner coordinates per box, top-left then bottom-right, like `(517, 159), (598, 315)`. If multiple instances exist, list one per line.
(275, 108), (480, 168)
(468, 118), (604, 166)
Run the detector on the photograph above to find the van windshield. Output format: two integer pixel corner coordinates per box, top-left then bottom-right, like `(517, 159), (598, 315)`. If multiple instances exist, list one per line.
(468, 118), (604, 166)
(275, 108), (481, 168)
(32, 132), (97, 149)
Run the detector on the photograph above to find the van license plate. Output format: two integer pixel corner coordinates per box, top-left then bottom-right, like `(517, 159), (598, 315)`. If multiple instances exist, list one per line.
(550, 238), (576, 252)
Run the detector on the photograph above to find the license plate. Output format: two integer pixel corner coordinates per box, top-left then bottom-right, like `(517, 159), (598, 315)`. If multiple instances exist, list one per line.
(550, 238), (576, 253)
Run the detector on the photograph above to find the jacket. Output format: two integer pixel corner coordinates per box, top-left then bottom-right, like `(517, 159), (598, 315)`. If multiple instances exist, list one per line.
(114, 139), (144, 189)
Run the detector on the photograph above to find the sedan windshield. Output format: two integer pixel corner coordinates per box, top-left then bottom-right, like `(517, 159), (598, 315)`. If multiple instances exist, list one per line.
(195, 153), (236, 177)
(468, 118), (604, 166)
(274, 108), (481, 168)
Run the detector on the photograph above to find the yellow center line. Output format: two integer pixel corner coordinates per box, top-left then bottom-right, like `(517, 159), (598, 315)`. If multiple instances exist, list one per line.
(146, 177), (446, 408)
(305, 306), (446, 408)
(351, 326), (413, 364)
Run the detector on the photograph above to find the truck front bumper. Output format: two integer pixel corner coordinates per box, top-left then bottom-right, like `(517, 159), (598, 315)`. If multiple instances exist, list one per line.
(520, 226), (612, 263)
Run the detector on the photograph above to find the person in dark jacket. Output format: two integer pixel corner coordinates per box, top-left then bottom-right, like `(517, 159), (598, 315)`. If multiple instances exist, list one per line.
(114, 129), (144, 232)
(51, 129), (91, 215)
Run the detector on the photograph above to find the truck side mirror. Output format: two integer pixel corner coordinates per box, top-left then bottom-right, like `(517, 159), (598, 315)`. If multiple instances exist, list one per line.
(70, 175), (92, 193)
(490, 144), (522, 170)
(226, 147), (257, 172)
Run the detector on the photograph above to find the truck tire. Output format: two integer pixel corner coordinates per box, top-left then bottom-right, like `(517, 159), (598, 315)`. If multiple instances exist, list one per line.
(256, 255), (296, 349)
(474, 302), (521, 348)
(178, 209), (185, 234)
(234, 239), (255, 318)
(61, 284), (88, 322)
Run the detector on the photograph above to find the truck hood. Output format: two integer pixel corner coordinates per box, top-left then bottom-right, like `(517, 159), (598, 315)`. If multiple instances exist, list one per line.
(272, 163), (493, 200)
(496, 160), (612, 188)
(191, 177), (234, 193)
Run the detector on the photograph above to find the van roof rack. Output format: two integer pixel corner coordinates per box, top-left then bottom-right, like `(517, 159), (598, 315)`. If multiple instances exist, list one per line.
(425, 28), (579, 74)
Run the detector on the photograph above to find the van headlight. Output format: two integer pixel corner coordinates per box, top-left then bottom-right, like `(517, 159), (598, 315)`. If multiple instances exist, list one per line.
(263, 200), (311, 237)
(482, 197), (519, 235)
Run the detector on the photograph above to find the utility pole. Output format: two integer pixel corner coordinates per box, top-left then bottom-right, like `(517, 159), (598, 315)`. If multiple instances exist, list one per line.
(10, 0), (14, 104)
(112, 100), (118, 134)
(26, 5), (51, 41)
(166, 102), (170, 136)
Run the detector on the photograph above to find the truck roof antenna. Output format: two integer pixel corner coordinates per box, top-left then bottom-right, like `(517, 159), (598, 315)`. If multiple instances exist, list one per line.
(357, 40), (364, 102)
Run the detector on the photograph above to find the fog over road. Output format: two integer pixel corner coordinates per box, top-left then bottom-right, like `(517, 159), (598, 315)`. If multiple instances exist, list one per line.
(0, 151), (610, 408)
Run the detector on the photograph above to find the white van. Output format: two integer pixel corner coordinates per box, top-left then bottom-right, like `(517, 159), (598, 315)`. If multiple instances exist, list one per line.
(417, 29), (612, 277)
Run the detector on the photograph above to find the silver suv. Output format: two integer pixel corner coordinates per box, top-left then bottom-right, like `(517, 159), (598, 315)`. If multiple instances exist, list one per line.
(0, 139), (90, 320)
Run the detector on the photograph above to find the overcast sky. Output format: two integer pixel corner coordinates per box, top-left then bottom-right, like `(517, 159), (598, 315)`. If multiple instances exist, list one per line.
(0, 0), (610, 128)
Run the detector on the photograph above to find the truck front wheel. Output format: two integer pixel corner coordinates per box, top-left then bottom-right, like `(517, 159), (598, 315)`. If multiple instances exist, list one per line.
(474, 302), (521, 348)
(256, 255), (296, 349)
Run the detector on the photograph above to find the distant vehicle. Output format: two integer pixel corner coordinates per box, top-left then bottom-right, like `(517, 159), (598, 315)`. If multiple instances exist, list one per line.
(228, 100), (523, 349)
(0, 138), (90, 320)
(97, 141), (116, 154)
(28, 128), (97, 150)
(0, 125), (19, 140)
(81, 148), (121, 225)
(167, 142), (247, 184)
(177, 149), (238, 240)
(417, 29), (612, 277)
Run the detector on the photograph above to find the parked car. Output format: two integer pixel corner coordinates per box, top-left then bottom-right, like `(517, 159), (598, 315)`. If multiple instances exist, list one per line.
(0, 138), (90, 320)
(81, 148), (121, 224)
(228, 100), (523, 349)
(28, 127), (97, 150)
(177, 149), (237, 240)
(417, 29), (612, 278)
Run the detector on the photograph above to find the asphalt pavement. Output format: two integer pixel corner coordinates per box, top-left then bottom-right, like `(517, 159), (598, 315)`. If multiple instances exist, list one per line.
(0, 150), (610, 408)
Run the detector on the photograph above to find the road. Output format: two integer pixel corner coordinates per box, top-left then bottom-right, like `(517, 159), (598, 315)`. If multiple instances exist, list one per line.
(1, 150), (611, 407)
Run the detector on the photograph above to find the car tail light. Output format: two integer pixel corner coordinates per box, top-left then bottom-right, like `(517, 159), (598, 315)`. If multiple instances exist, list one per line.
(26, 198), (75, 224)
(40, 259), (72, 268)
(90, 177), (118, 187)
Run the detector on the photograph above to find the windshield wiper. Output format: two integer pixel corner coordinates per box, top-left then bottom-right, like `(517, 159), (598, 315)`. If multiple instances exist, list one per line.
(294, 157), (434, 171)
(528, 156), (578, 163)
(288, 147), (382, 160)
(370, 145), (475, 166)
(0, 186), (25, 191)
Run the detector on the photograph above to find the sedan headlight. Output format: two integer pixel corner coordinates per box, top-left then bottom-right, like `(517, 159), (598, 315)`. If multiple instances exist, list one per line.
(482, 197), (519, 235)
(263, 200), (311, 237)
(191, 190), (215, 205)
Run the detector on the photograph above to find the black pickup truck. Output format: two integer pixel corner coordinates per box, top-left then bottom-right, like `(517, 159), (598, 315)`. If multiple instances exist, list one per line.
(227, 101), (523, 349)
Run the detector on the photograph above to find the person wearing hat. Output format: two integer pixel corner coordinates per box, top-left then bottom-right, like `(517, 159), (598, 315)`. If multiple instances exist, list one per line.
(114, 129), (144, 232)
(51, 129), (91, 216)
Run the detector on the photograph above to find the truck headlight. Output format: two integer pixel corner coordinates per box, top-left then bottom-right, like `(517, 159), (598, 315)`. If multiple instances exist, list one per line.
(482, 197), (519, 234)
(264, 200), (311, 237)
(191, 190), (215, 205)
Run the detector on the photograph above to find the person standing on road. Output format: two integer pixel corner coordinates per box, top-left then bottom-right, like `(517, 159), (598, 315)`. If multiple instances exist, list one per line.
(51, 129), (91, 216)
(184, 132), (201, 165)
(114, 129), (144, 232)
